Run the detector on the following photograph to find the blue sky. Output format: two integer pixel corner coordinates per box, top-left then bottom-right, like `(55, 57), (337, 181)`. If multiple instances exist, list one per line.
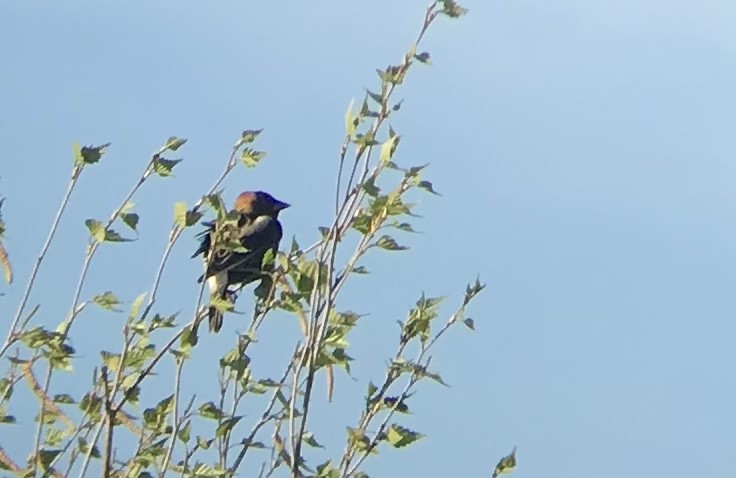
(2, 0), (736, 476)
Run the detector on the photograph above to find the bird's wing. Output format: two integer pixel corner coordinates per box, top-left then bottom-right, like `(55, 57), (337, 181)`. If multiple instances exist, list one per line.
(191, 220), (216, 259)
(204, 215), (283, 279)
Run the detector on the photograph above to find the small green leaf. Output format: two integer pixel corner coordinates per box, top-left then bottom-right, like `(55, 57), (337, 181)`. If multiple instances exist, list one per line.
(85, 219), (105, 242)
(240, 129), (263, 144)
(52, 393), (76, 404)
(174, 202), (203, 228)
(129, 292), (146, 321)
(103, 228), (133, 243)
(93, 291), (122, 311)
(366, 381), (378, 399)
(375, 235), (408, 251)
(463, 318), (475, 330)
(380, 135), (400, 164)
(216, 416), (242, 438)
(241, 148), (267, 168)
(492, 446), (517, 478)
(0, 414), (16, 424)
(353, 132), (379, 147)
(362, 176), (380, 197)
(302, 431), (324, 448)
(418, 180), (441, 195)
(261, 248), (275, 268)
(414, 52), (432, 64)
(37, 449), (62, 470)
(366, 89), (383, 105)
(151, 157), (182, 177)
(198, 402), (223, 420)
(162, 136), (187, 152)
(100, 351), (121, 372)
(178, 420), (192, 443)
(209, 295), (234, 313)
(121, 213), (139, 231)
(386, 424), (423, 448)
(439, 0), (468, 17)
(205, 193), (226, 218)
(316, 460), (339, 478)
(73, 143), (111, 165)
(345, 99), (356, 137)
(393, 222), (416, 233)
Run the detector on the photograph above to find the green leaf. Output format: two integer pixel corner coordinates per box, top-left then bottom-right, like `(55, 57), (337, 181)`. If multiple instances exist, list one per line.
(414, 52), (432, 64)
(386, 424), (423, 448)
(85, 219), (105, 242)
(464, 277), (486, 304)
(52, 393), (76, 404)
(353, 132), (379, 147)
(205, 193), (226, 218)
(375, 235), (408, 251)
(73, 142), (111, 165)
(93, 291), (122, 311)
(261, 248), (275, 268)
(492, 446), (517, 478)
(439, 0), (468, 17)
(121, 213), (139, 231)
(198, 402), (223, 420)
(0, 414), (16, 424)
(209, 295), (234, 313)
(216, 416), (242, 438)
(37, 449), (62, 471)
(345, 99), (357, 137)
(241, 148), (267, 168)
(316, 460), (340, 478)
(107, 229), (133, 242)
(100, 351), (121, 371)
(360, 97), (378, 118)
(366, 89), (383, 105)
(151, 157), (182, 177)
(463, 317), (475, 330)
(392, 222), (416, 233)
(0, 378), (12, 400)
(302, 431), (324, 448)
(418, 180), (441, 195)
(77, 438), (101, 459)
(173, 202), (203, 228)
(240, 129), (263, 144)
(362, 176), (380, 197)
(129, 292), (146, 321)
(196, 436), (214, 450)
(383, 396), (409, 413)
(162, 136), (187, 152)
(178, 420), (192, 443)
(380, 135), (400, 164)
(367, 381), (377, 398)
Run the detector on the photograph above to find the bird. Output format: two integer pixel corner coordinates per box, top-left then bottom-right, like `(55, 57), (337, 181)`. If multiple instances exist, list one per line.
(192, 191), (290, 333)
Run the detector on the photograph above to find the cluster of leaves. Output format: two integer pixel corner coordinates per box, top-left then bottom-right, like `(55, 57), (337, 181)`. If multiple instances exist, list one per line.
(0, 2), (514, 478)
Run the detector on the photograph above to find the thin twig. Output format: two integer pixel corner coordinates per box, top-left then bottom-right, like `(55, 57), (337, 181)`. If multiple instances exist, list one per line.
(1, 163), (83, 359)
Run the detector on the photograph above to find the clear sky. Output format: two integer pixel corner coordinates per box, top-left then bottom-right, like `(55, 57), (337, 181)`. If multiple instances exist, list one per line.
(2, 0), (736, 477)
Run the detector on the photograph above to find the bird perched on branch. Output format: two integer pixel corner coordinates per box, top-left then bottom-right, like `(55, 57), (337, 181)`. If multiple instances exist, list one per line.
(192, 191), (290, 333)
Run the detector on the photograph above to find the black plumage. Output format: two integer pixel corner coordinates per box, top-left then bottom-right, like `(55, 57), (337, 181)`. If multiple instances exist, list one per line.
(193, 191), (289, 332)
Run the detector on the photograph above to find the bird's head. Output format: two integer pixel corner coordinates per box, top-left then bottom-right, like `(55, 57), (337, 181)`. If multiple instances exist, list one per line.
(234, 191), (290, 217)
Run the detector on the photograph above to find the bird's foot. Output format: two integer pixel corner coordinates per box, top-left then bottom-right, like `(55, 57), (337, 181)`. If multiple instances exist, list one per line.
(224, 289), (239, 303)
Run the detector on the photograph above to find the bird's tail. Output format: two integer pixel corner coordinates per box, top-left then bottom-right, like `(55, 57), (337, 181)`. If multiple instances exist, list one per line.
(208, 306), (224, 333)
(208, 286), (231, 333)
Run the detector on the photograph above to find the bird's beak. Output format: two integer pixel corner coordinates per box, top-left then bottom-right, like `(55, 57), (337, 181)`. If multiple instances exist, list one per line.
(273, 199), (290, 211)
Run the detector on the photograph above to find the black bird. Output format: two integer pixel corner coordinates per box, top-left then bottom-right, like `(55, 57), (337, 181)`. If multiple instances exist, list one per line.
(192, 191), (289, 332)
